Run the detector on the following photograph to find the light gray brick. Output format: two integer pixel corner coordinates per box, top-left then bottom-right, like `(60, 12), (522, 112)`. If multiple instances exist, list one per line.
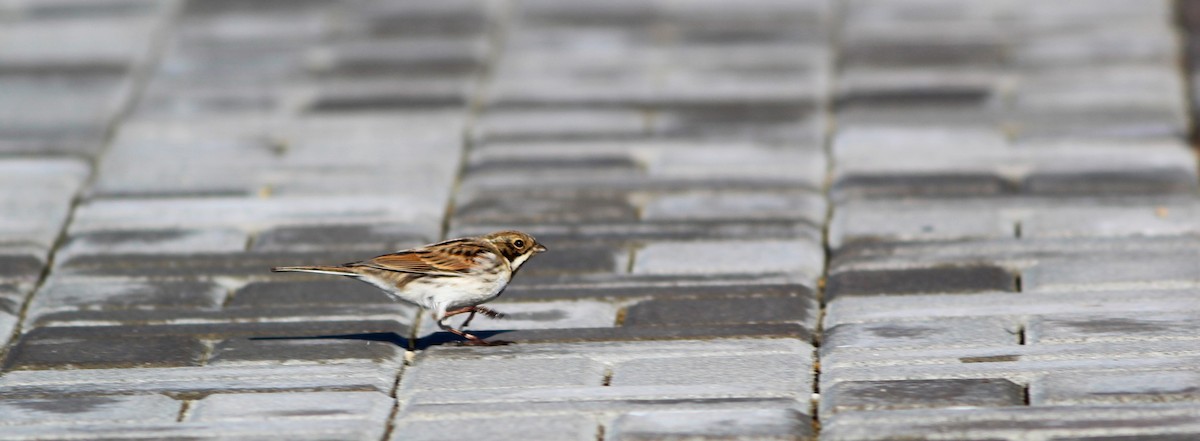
(0, 363), (402, 397)
(402, 384), (804, 417)
(825, 290), (1200, 328)
(0, 158), (90, 249)
(1021, 252), (1200, 293)
(393, 414), (598, 441)
(1027, 312), (1200, 344)
(68, 196), (442, 237)
(821, 403), (1200, 441)
(829, 200), (1011, 249)
(822, 317), (1019, 353)
(1031, 370), (1200, 405)
(400, 356), (607, 393)
(819, 340), (1200, 387)
(474, 109), (648, 142)
(0, 420), (390, 441)
(611, 353), (812, 392)
(608, 408), (813, 441)
(189, 391), (392, 423)
(56, 228), (249, 262)
(634, 239), (823, 283)
(1021, 203), (1200, 239)
(25, 278), (226, 323)
(0, 17), (157, 68)
(820, 378), (1024, 418)
(1012, 25), (1177, 66)
(0, 394), (179, 425)
(643, 192), (826, 223)
(415, 299), (621, 337)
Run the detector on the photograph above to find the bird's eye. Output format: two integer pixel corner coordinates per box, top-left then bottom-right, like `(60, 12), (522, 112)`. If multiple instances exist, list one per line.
(513, 239), (525, 248)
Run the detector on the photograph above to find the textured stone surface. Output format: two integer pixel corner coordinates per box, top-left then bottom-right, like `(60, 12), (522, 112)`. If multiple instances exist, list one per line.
(821, 379), (1025, 417)
(609, 408), (813, 441)
(393, 415), (599, 441)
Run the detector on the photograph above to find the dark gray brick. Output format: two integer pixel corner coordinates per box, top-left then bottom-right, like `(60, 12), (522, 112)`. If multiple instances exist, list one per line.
(468, 323), (811, 345)
(623, 296), (815, 328)
(307, 77), (471, 111)
(0, 253), (43, 283)
(826, 266), (1017, 299)
(822, 379), (1026, 416)
(31, 279), (226, 313)
(0, 394), (181, 425)
(3, 333), (206, 371)
(13, 320), (407, 342)
(514, 245), (622, 277)
(502, 280), (812, 302)
(308, 37), (486, 76)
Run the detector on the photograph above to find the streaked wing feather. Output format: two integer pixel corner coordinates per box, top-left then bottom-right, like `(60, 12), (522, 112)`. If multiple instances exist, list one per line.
(349, 240), (491, 276)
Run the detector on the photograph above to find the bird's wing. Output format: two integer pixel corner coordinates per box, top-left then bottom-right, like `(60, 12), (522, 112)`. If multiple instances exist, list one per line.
(348, 239), (493, 277)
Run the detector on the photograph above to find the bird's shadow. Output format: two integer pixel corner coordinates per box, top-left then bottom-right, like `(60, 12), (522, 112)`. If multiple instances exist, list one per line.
(249, 330), (513, 350)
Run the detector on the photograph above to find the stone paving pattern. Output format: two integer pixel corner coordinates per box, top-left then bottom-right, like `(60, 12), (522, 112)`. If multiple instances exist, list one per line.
(0, 0), (1198, 440)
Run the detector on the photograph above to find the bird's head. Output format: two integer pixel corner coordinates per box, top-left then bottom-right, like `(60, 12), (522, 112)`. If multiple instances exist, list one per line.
(481, 230), (547, 270)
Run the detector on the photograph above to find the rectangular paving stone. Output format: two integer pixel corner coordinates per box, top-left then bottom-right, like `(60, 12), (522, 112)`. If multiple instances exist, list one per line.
(0, 363), (401, 397)
(56, 250), (384, 278)
(1021, 253), (1200, 293)
(473, 109), (649, 143)
(1027, 312), (1200, 344)
(633, 239), (823, 282)
(415, 299), (621, 337)
(642, 191), (826, 224)
(395, 415), (597, 441)
(68, 196), (443, 236)
(207, 338), (403, 366)
(819, 340), (1200, 387)
(227, 280), (395, 307)
(403, 384), (803, 417)
(514, 245), (626, 277)
(27, 278), (226, 319)
(623, 296), (817, 329)
(611, 352), (812, 392)
(55, 228), (250, 262)
(3, 333), (206, 371)
(826, 266), (1016, 299)
(189, 391), (392, 423)
(825, 290), (1200, 328)
(821, 378), (1025, 418)
(821, 403), (1200, 441)
(400, 356), (607, 393)
(822, 317), (1019, 353)
(0, 158), (91, 249)
(1031, 370), (1200, 406)
(0, 420), (391, 440)
(0, 394), (180, 425)
(608, 408), (813, 441)
(249, 223), (431, 253)
(454, 194), (640, 225)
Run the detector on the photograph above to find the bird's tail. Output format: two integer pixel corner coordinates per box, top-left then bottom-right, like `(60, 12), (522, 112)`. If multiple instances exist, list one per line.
(270, 265), (359, 277)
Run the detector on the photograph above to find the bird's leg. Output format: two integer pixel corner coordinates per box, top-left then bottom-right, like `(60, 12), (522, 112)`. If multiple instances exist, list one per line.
(434, 311), (510, 346)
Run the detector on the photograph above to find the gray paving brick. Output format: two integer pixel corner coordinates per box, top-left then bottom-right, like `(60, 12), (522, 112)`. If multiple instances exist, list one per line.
(56, 228), (249, 262)
(1032, 370), (1200, 406)
(0, 363), (401, 397)
(820, 340), (1200, 387)
(1027, 312), (1200, 344)
(623, 296), (817, 329)
(250, 223), (431, 253)
(515, 245), (626, 277)
(392, 414), (598, 441)
(403, 385), (802, 418)
(823, 317), (1019, 353)
(306, 36), (487, 76)
(821, 404), (1200, 441)
(227, 280), (394, 307)
(4, 334), (206, 371)
(1021, 252), (1200, 293)
(821, 379), (1024, 417)
(455, 194), (640, 224)
(68, 196), (442, 237)
(827, 265), (1016, 299)
(306, 77), (473, 111)
(0, 420), (392, 441)
(27, 279), (226, 318)
(400, 356), (607, 393)
(0, 158), (90, 249)
(207, 338), (402, 366)
(415, 299), (621, 337)
(474, 109), (649, 142)
(633, 239), (823, 282)
(608, 408), (813, 441)
(611, 353), (812, 392)
(0, 17), (157, 69)
(824, 289), (1200, 328)
(0, 394), (180, 425)
(642, 191), (826, 224)
(189, 391), (392, 423)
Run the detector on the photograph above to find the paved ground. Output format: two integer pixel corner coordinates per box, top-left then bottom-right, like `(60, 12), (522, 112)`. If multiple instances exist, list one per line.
(1, 0), (1199, 439)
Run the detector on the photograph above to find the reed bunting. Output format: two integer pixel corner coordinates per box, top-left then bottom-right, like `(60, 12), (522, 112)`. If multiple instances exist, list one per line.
(272, 230), (547, 345)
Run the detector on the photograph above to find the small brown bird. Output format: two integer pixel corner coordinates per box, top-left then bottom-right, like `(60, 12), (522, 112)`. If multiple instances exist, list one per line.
(272, 230), (547, 345)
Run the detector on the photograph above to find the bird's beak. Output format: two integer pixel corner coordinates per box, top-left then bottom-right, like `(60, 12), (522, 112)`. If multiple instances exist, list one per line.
(534, 244), (548, 253)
